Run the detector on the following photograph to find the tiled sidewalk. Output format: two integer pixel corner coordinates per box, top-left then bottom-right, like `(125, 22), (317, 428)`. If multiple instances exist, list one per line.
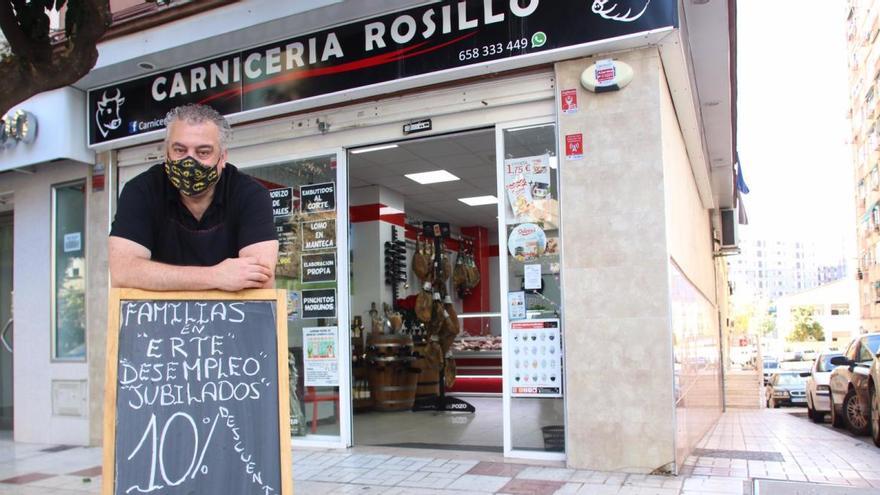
(0, 409), (878, 494)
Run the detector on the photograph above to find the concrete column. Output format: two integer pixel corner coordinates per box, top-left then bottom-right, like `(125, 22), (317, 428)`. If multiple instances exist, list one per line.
(87, 151), (112, 446)
(556, 49), (676, 472)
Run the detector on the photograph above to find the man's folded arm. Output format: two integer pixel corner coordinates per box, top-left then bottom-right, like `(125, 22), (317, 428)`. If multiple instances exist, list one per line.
(109, 236), (219, 291)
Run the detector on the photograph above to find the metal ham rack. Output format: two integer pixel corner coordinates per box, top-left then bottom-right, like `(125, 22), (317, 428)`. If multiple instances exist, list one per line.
(411, 221), (475, 414)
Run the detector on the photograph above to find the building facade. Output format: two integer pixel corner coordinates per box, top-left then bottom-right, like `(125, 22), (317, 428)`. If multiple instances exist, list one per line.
(0, 0), (737, 475)
(727, 233), (824, 302)
(849, 0), (880, 332)
(774, 279), (860, 348)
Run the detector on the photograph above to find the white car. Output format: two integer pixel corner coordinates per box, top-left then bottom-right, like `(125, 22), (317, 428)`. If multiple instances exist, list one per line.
(803, 352), (843, 422)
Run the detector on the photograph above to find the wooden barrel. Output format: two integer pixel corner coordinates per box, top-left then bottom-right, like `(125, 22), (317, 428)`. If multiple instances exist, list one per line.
(367, 334), (413, 358)
(368, 360), (419, 411)
(412, 342), (441, 398)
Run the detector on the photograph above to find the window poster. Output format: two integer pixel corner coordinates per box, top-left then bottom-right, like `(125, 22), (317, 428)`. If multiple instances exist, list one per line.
(301, 253), (337, 284)
(301, 289), (337, 319)
(63, 232), (82, 253)
(270, 186), (299, 280)
(302, 219), (336, 251)
(523, 264), (542, 290)
(269, 187), (293, 217)
(287, 291), (301, 321)
(303, 326), (339, 387)
(508, 291), (526, 320)
(508, 223), (548, 262)
(300, 182), (336, 214)
(503, 154), (552, 224)
(510, 319), (562, 398)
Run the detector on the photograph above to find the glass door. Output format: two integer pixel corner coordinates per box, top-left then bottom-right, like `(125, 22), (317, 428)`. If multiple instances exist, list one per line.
(496, 120), (565, 459)
(0, 212), (12, 430)
(243, 149), (351, 448)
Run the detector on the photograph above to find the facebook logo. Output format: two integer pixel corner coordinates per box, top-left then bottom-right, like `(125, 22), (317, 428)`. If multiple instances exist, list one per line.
(128, 121), (138, 133)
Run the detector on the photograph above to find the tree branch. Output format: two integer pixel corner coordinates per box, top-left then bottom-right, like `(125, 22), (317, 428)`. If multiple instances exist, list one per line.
(0, 0), (110, 115)
(0, 0), (38, 59)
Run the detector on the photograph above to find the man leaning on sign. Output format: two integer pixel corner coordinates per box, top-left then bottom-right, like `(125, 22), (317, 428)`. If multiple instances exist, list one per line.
(109, 104), (278, 290)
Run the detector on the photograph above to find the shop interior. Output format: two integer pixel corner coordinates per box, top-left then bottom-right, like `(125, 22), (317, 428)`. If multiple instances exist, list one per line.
(347, 125), (564, 452)
(348, 129), (504, 450)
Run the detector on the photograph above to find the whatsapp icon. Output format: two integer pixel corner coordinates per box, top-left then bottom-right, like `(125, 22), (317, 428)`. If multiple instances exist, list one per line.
(531, 32), (547, 48)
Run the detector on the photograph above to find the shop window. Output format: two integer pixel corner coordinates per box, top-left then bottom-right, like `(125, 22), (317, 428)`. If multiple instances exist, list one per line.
(51, 181), (86, 361)
(245, 155), (341, 439)
(831, 304), (850, 316)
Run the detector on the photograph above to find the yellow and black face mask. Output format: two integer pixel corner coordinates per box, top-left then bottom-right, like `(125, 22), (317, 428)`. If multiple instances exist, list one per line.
(164, 156), (220, 197)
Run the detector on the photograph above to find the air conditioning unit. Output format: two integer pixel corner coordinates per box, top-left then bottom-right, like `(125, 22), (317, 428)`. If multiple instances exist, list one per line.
(719, 208), (739, 250)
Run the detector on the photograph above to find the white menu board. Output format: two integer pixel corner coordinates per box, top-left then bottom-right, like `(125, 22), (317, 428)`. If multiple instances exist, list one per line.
(510, 319), (562, 397)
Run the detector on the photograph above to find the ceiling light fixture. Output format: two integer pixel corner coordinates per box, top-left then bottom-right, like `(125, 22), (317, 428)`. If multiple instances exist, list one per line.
(351, 144), (398, 154)
(405, 170), (460, 185)
(507, 123), (552, 133)
(458, 195), (498, 206)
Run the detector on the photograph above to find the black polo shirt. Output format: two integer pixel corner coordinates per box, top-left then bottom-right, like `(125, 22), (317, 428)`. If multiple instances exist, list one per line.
(110, 163), (276, 266)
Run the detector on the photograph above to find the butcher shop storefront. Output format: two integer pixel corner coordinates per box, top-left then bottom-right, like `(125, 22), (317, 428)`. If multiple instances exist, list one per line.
(83, 0), (733, 473)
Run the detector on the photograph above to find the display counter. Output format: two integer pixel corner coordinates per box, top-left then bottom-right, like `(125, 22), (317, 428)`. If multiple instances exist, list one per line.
(449, 338), (502, 395)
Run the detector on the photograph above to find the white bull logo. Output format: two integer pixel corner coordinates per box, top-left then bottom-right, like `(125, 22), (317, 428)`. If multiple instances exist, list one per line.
(591, 0), (651, 22)
(96, 89), (126, 138)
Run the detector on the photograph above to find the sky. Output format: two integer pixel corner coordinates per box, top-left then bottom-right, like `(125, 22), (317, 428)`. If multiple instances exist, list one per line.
(736, 0), (854, 264)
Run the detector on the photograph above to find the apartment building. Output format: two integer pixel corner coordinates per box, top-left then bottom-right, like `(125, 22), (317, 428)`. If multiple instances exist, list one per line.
(728, 234), (823, 302)
(848, 0), (880, 332)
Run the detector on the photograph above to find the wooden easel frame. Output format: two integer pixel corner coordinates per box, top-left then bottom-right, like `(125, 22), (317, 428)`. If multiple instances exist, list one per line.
(103, 288), (293, 495)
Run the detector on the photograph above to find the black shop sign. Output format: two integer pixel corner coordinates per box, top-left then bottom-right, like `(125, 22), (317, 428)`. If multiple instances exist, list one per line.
(301, 289), (337, 319)
(301, 253), (337, 284)
(302, 220), (336, 251)
(300, 182), (335, 214)
(269, 187), (293, 217)
(87, 0), (676, 145)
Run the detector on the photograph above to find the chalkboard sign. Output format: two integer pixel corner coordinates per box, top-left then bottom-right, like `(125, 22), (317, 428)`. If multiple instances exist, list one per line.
(103, 289), (292, 495)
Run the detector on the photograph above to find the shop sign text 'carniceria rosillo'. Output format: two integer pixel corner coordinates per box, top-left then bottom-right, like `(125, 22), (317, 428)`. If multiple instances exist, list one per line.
(88, 0), (676, 146)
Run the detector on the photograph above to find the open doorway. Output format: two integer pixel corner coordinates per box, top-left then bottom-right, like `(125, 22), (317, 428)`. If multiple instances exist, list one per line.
(348, 129), (504, 451)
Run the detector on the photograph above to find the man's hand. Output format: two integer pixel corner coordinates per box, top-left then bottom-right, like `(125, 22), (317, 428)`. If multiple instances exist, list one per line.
(211, 257), (273, 291)
(240, 240), (279, 288)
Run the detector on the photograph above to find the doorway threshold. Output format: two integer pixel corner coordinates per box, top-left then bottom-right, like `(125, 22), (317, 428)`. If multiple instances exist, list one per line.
(369, 442), (503, 453)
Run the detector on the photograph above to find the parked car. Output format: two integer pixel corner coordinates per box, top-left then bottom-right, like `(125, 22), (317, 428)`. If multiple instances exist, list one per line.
(868, 346), (880, 447)
(763, 358), (780, 385)
(765, 371), (807, 408)
(802, 352), (843, 422)
(829, 333), (880, 435)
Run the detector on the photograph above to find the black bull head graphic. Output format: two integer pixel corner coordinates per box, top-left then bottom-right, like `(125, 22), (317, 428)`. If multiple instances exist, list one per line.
(96, 89), (126, 138)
